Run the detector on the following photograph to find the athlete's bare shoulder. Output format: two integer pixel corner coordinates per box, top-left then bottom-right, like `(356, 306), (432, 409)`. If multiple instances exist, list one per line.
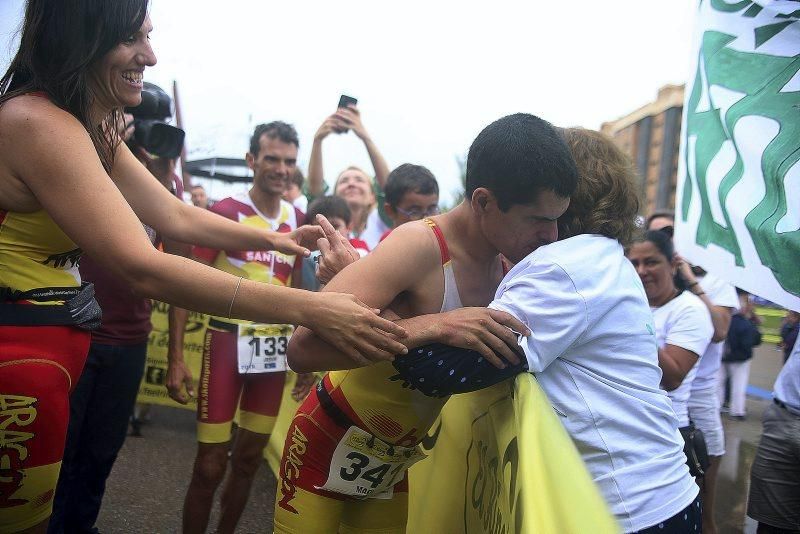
(0, 93), (82, 133)
(0, 94), (91, 169)
(370, 219), (442, 267)
(0, 94), (98, 212)
(323, 219), (445, 314)
(0, 95), (74, 211)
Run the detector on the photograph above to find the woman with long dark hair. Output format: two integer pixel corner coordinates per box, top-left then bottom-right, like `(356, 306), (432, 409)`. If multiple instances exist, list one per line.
(0, 2), (405, 531)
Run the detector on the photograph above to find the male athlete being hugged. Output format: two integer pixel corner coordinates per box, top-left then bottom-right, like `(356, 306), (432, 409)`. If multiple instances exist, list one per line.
(273, 113), (579, 533)
(169, 122), (315, 534)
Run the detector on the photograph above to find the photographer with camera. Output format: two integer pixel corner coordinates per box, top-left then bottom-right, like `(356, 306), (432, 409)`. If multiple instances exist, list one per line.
(48, 83), (193, 534)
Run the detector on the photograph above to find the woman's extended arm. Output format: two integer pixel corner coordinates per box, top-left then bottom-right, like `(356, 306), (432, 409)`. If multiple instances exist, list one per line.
(0, 98), (406, 361)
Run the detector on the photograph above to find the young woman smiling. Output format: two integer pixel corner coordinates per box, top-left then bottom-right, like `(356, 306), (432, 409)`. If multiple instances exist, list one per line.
(0, 2), (405, 532)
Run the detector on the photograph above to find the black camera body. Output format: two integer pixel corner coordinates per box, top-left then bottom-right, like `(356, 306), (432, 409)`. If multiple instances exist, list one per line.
(125, 82), (185, 159)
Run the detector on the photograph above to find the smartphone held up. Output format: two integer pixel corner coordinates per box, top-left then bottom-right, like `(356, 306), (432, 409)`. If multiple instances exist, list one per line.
(334, 94), (357, 134)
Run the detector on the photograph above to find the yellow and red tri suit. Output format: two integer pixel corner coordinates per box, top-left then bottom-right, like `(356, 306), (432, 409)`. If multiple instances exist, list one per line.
(192, 193), (303, 443)
(1, 207), (90, 532)
(274, 219), (463, 534)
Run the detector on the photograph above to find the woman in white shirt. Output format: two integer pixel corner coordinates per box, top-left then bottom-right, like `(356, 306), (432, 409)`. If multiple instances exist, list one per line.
(626, 231), (714, 429)
(395, 128), (703, 533)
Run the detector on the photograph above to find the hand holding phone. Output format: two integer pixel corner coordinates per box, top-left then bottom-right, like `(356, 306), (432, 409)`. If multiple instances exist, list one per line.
(335, 95), (358, 134)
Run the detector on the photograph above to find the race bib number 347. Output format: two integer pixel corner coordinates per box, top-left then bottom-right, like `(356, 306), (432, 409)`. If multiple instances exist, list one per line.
(317, 426), (426, 499)
(237, 323), (293, 374)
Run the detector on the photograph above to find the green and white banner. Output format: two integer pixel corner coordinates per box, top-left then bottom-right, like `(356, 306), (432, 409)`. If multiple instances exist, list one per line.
(676, 0), (799, 311)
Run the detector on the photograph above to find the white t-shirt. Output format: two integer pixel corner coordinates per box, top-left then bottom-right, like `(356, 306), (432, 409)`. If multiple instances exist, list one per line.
(359, 207), (390, 251)
(691, 274), (739, 392)
(775, 335), (800, 412)
(291, 194), (308, 214)
(652, 292), (713, 426)
(489, 234), (698, 533)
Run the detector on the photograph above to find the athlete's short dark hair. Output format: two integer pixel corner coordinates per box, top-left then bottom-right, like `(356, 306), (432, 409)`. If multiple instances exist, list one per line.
(306, 196), (351, 226)
(384, 164), (439, 207)
(466, 113), (578, 211)
(249, 121), (299, 156)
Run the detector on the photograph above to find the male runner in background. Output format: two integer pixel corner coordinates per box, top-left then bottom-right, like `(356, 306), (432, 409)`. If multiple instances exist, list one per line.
(171, 122), (314, 534)
(274, 113), (578, 533)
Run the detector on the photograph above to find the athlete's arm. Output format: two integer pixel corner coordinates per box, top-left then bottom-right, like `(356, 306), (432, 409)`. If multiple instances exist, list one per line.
(0, 98), (407, 362)
(288, 222), (527, 372)
(289, 222), (441, 371)
(165, 304), (194, 404)
(163, 237), (194, 404)
(393, 309), (525, 369)
(111, 143), (321, 257)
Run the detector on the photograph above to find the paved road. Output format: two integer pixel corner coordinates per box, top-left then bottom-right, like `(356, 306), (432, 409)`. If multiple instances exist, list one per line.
(96, 407), (276, 533)
(95, 344), (787, 533)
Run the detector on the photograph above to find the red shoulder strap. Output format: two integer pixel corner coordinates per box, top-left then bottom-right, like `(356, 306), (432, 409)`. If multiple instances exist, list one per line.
(423, 218), (450, 265)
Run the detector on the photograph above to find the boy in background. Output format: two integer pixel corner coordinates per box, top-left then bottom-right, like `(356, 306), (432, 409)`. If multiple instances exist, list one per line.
(302, 196), (352, 291)
(380, 164), (440, 241)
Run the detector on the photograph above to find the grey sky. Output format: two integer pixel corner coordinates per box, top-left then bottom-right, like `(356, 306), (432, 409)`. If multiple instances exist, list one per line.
(0, 1), (695, 203)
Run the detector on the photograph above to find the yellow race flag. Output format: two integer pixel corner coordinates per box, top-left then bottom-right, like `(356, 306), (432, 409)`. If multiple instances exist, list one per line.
(408, 374), (619, 534)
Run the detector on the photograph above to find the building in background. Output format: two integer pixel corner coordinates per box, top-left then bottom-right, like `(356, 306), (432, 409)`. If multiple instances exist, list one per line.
(601, 85), (684, 216)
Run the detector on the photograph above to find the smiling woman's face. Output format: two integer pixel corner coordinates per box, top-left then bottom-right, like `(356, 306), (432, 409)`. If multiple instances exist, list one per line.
(89, 15), (157, 112)
(335, 169), (374, 208)
(626, 240), (677, 304)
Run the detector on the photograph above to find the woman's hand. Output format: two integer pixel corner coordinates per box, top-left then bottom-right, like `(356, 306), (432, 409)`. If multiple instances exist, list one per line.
(270, 225), (325, 257)
(314, 115), (345, 141)
(674, 253), (698, 287)
(335, 106), (369, 140)
(430, 308), (529, 369)
(315, 214), (360, 284)
(303, 292), (409, 366)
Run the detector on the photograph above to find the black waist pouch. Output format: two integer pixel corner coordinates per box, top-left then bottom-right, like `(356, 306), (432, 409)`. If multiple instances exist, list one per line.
(0, 282), (102, 331)
(679, 423), (710, 478)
